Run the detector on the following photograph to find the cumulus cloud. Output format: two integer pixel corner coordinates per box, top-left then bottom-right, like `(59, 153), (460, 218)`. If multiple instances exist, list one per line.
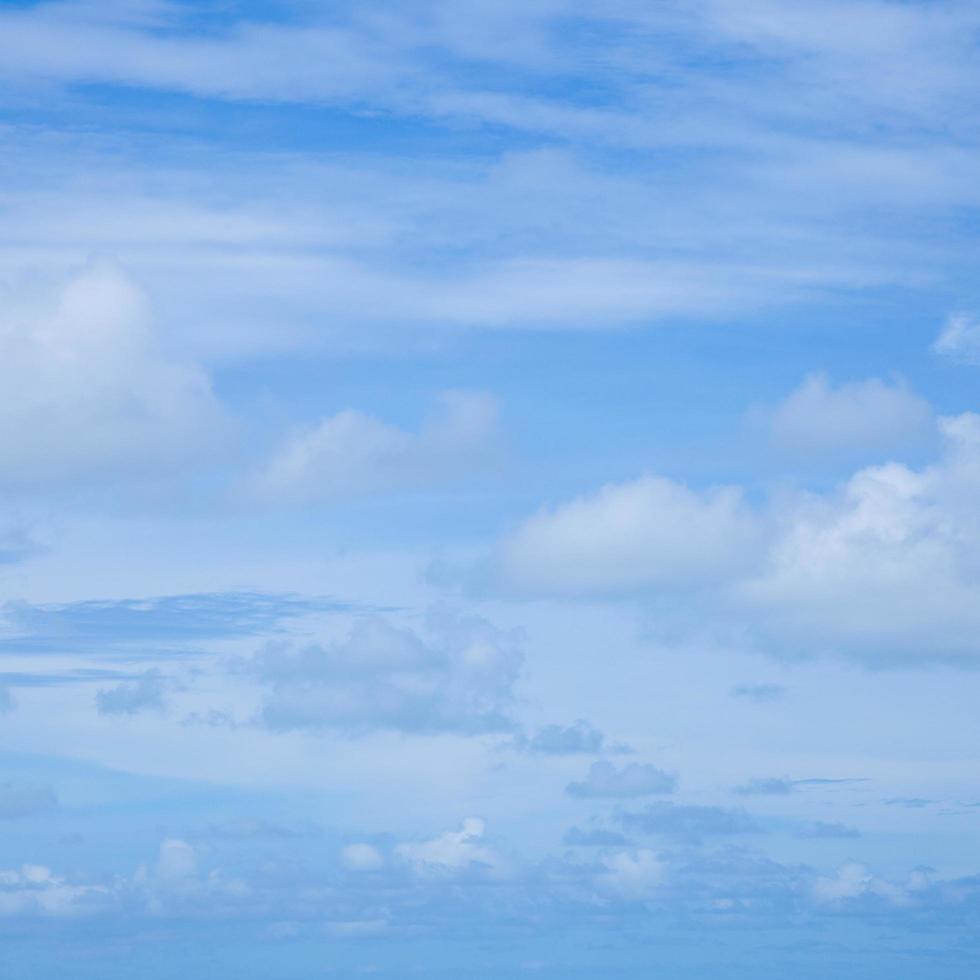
(156, 839), (197, 881)
(0, 864), (109, 917)
(395, 817), (505, 879)
(812, 862), (924, 905)
(244, 390), (500, 505)
(736, 413), (980, 660)
(0, 783), (58, 819)
(760, 373), (934, 458)
(244, 609), (522, 736)
(567, 761), (676, 799)
(498, 410), (980, 663)
(95, 670), (166, 715)
(340, 843), (385, 872)
(0, 265), (230, 488)
(595, 849), (665, 900)
(499, 475), (762, 596)
(933, 313), (980, 365)
(511, 719), (608, 755)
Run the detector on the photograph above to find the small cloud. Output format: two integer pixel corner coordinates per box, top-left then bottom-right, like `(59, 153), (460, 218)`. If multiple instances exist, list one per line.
(757, 373), (934, 460)
(395, 817), (505, 879)
(617, 803), (762, 842)
(512, 719), (608, 755)
(244, 610), (523, 737)
(595, 849), (665, 900)
(812, 863), (910, 906)
(933, 313), (980, 365)
(340, 843), (385, 872)
(0, 685), (14, 715)
(567, 761), (677, 799)
(243, 390), (500, 506)
(730, 684), (786, 703)
(156, 839), (197, 880)
(497, 474), (761, 596)
(95, 670), (166, 715)
(734, 777), (793, 796)
(883, 797), (932, 809)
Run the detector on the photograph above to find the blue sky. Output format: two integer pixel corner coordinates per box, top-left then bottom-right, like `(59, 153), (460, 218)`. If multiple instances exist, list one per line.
(3, 1), (980, 976)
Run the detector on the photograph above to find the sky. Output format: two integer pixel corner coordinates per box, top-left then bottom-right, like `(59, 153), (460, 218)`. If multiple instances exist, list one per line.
(3, 1), (980, 977)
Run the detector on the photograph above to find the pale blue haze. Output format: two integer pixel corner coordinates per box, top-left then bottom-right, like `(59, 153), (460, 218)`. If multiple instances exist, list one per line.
(1, 2), (980, 977)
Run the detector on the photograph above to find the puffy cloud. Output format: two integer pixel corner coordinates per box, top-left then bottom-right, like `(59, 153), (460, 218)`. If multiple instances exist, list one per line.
(812, 863), (916, 905)
(595, 849), (666, 900)
(617, 803), (763, 842)
(245, 609), (522, 736)
(395, 817), (505, 879)
(760, 373), (934, 459)
(567, 761), (676, 799)
(736, 413), (980, 660)
(499, 475), (761, 596)
(156, 839), (197, 880)
(933, 313), (980, 365)
(0, 265), (230, 488)
(244, 390), (499, 505)
(0, 864), (110, 917)
(340, 843), (385, 872)
(95, 670), (166, 715)
(0, 783), (58, 819)
(511, 719), (607, 755)
(499, 410), (980, 663)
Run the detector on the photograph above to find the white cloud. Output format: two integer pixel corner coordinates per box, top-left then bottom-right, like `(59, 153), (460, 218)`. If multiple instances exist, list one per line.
(245, 390), (500, 505)
(340, 843), (385, 872)
(156, 839), (197, 881)
(395, 817), (505, 879)
(512, 719), (608, 755)
(933, 313), (980, 365)
(595, 849), (665, 900)
(499, 475), (762, 596)
(762, 373), (934, 458)
(246, 609), (523, 735)
(566, 761), (676, 799)
(736, 413), (980, 660)
(95, 670), (166, 716)
(0, 864), (110, 917)
(499, 410), (980, 662)
(812, 862), (915, 906)
(0, 264), (230, 488)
